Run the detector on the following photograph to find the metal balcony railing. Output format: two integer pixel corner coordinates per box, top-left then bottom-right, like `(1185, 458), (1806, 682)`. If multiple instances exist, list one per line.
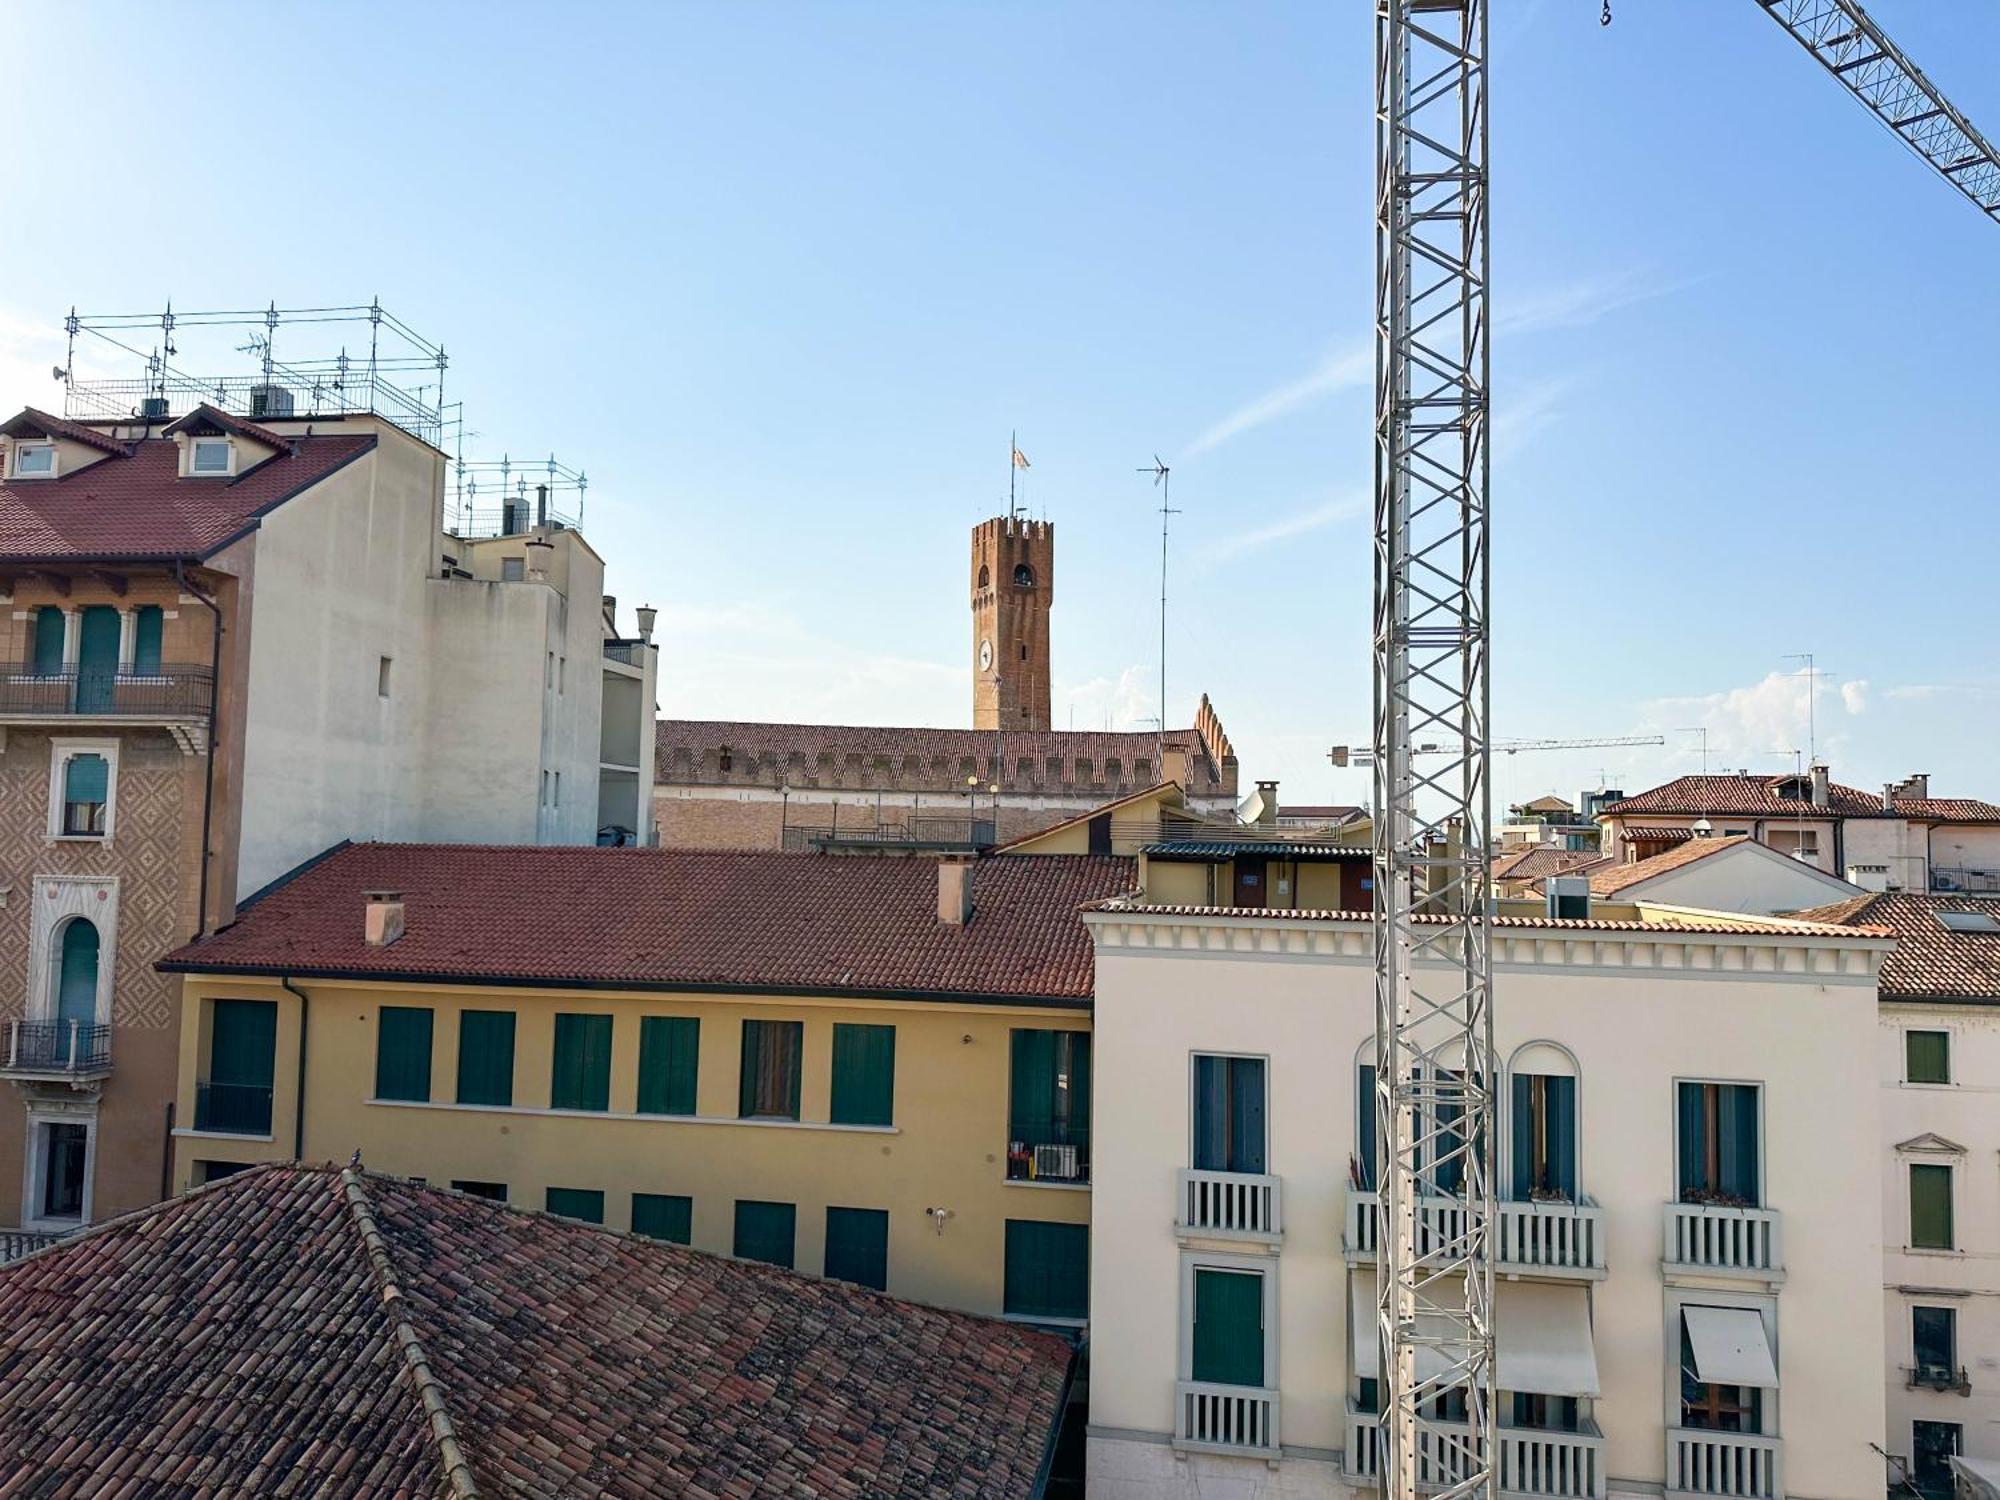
(195, 1081), (274, 1136)
(1665, 1428), (1782, 1500)
(1177, 1168), (1283, 1242)
(603, 639), (647, 667)
(1907, 1364), (1972, 1395)
(0, 665), (214, 720)
(1663, 1201), (1784, 1281)
(1175, 1380), (1281, 1458)
(1346, 1189), (1606, 1277)
(1345, 1406), (1608, 1500)
(3, 1020), (111, 1077)
(1005, 1126), (1089, 1185)
(781, 813), (997, 852)
(1931, 866), (2000, 894)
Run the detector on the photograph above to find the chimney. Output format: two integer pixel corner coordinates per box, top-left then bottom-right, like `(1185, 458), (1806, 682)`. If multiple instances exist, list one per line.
(535, 483), (549, 529)
(1883, 782), (1896, 812)
(636, 603), (657, 643)
(1255, 780), (1280, 828)
(1809, 762), (1829, 808)
(937, 859), (974, 926)
(525, 532), (554, 583)
(363, 890), (406, 947)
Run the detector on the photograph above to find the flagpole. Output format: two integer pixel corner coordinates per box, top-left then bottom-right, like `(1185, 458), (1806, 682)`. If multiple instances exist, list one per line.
(1010, 429), (1018, 522)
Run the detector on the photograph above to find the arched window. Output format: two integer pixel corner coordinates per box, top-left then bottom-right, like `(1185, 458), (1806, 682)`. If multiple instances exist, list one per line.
(1508, 1041), (1580, 1202)
(1013, 563), (1035, 588)
(977, 564), (990, 589)
(31, 606), (64, 676)
(61, 753), (109, 837)
(133, 606), (165, 675)
(54, 918), (99, 1028)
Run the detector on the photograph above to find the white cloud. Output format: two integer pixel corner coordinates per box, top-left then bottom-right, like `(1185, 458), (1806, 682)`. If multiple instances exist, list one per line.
(1492, 375), (1572, 459)
(1183, 340), (1371, 458)
(1840, 679), (1869, 716)
(1496, 267), (1702, 337)
(1055, 663), (1157, 733)
(1206, 487), (1368, 565)
(1639, 668), (1868, 768)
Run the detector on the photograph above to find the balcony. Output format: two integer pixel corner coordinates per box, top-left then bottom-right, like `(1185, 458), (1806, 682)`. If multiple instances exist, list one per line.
(2, 1020), (111, 1083)
(1662, 1202), (1784, 1284)
(194, 1081), (273, 1136)
(1177, 1168), (1282, 1244)
(1345, 1406), (1606, 1500)
(1005, 1129), (1089, 1186)
(1665, 1428), (1782, 1500)
(0, 666), (213, 722)
(1908, 1364), (1973, 1396)
(1174, 1380), (1280, 1459)
(1932, 866), (2000, 895)
(0, 1228), (67, 1265)
(603, 639), (647, 669)
(781, 813), (998, 854)
(1346, 1190), (1607, 1279)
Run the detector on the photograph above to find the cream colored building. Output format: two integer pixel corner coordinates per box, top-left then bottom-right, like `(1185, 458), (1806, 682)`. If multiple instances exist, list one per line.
(1083, 885), (1892, 1500)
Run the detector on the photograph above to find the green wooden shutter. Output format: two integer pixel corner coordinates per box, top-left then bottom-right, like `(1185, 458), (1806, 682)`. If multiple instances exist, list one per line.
(1676, 1081), (1707, 1198)
(133, 606), (164, 674)
(1010, 1030), (1056, 1145)
(824, 1206), (889, 1290)
(1064, 1032), (1092, 1144)
(1003, 1219), (1088, 1320)
(1906, 1031), (1950, 1085)
(64, 753), (108, 807)
(1192, 1055), (1228, 1172)
(55, 919), (100, 1028)
(31, 607), (64, 675)
(375, 1006), (433, 1102)
(456, 1011), (516, 1106)
(1358, 1063), (1378, 1191)
(1230, 1057), (1266, 1174)
(1191, 1267), (1265, 1387)
(1547, 1076), (1577, 1200)
(1511, 1072), (1535, 1200)
(1911, 1164), (1954, 1249)
(637, 1016), (699, 1116)
(545, 1187), (604, 1224)
(733, 1200), (796, 1268)
(830, 1024), (895, 1126)
(551, 1013), (612, 1111)
(1720, 1084), (1759, 1203)
(632, 1193), (693, 1244)
(211, 999), (277, 1086)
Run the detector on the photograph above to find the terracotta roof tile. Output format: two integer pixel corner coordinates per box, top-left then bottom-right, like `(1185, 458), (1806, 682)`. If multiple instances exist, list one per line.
(0, 1164), (1072, 1497)
(0, 405), (132, 455)
(162, 843), (1135, 1002)
(1491, 847), (1608, 884)
(161, 400), (296, 452)
(1795, 890), (2000, 1002)
(1589, 834), (1754, 896)
(1602, 775), (2000, 823)
(0, 432), (375, 562)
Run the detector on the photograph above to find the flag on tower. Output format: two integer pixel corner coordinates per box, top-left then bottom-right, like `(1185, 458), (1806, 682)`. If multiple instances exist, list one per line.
(1011, 445), (1030, 469)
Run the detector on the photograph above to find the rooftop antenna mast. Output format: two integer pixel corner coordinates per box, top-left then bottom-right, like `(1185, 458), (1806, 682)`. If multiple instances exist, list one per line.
(1139, 455), (1178, 778)
(1785, 653), (1819, 765)
(1680, 726), (1710, 774)
(1373, 0), (1495, 1496)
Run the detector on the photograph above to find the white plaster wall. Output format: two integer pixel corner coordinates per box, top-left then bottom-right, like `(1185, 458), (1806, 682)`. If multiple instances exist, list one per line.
(1088, 1434), (1345, 1499)
(418, 576), (555, 844)
(1846, 820), (1932, 890)
(1878, 1001), (2000, 1472)
(1622, 846), (1859, 915)
(1930, 827), (2000, 884)
(1088, 921), (1885, 1498)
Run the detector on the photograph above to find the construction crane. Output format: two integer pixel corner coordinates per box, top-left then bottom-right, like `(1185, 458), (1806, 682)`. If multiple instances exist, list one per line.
(1369, 4), (1994, 1499)
(1328, 733), (1663, 767)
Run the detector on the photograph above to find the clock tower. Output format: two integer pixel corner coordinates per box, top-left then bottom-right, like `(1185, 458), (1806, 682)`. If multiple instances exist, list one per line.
(970, 515), (1053, 731)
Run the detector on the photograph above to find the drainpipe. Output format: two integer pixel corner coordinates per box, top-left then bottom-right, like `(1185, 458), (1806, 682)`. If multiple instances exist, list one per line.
(282, 975), (310, 1161)
(176, 561), (224, 940)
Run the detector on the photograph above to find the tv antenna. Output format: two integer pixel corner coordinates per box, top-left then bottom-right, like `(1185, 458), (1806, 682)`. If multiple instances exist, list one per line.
(1785, 653), (1820, 765)
(1139, 455), (1178, 775)
(1680, 726), (1710, 774)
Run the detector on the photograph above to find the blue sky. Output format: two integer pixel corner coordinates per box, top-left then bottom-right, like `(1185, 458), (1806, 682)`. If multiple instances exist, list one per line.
(5, 1), (1996, 813)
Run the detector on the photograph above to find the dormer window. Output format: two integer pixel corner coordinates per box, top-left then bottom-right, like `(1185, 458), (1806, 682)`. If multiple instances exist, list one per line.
(190, 438), (233, 476)
(12, 442), (55, 478)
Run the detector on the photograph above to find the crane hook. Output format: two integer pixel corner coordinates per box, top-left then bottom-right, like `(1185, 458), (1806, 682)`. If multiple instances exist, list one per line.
(1601, 1), (1612, 24)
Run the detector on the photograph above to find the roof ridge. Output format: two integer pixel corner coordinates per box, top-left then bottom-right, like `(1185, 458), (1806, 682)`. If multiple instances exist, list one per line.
(337, 1167), (481, 1500)
(0, 1158), (295, 1274)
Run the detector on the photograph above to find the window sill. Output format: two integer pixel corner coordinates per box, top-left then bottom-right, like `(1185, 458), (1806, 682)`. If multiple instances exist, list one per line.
(1003, 1177), (1091, 1193)
(171, 1126), (275, 1143)
(363, 1097), (901, 1134)
(1002, 1312), (1087, 1330)
(1904, 1246), (1963, 1257)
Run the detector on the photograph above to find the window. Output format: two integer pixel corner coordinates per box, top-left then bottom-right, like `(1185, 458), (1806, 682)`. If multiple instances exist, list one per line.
(59, 753), (109, 838)
(1512, 1393), (1581, 1433)
(13, 441), (54, 477)
(51, 918), (100, 1034)
(977, 564), (990, 588)
(1003, 1219), (1088, 1321)
(1913, 1305), (1958, 1384)
(557, 656), (566, 694)
(552, 770), (561, 807)
(452, 1180), (508, 1202)
(550, 1013), (613, 1111)
(1910, 1163), (1954, 1249)
(1936, 911), (2000, 934)
(540, 769), (550, 806)
(1677, 1081), (1759, 1206)
(1512, 1072), (1577, 1200)
(1014, 563), (1035, 587)
(1914, 1422), (1963, 1499)
(633, 1193), (693, 1244)
(501, 556), (525, 582)
(377, 656), (392, 698)
(456, 1010), (516, 1107)
(830, 1023), (895, 1127)
(1191, 1266), (1266, 1387)
(825, 1206), (889, 1290)
(1007, 1029), (1090, 1182)
(1767, 827), (1819, 858)
(30, 606), (64, 675)
(199, 998), (277, 1134)
(739, 1019), (803, 1120)
(132, 606), (164, 675)
(374, 1006), (433, 1102)
(545, 1187), (605, 1224)
(1679, 1315), (1764, 1434)
(190, 438), (232, 475)
(733, 1199), (796, 1268)
(636, 1016), (699, 1116)
(36, 1121), (88, 1221)
(1906, 1030), (1951, 1085)
(1191, 1055), (1267, 1175)
(1356, 1060), (1378, 1190)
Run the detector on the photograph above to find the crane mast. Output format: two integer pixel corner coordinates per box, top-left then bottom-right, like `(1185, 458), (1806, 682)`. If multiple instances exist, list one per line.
(1373, 1), (1496, 1497)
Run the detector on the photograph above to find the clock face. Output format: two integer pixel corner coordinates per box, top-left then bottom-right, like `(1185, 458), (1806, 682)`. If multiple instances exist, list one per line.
(979, 637), (994, 672)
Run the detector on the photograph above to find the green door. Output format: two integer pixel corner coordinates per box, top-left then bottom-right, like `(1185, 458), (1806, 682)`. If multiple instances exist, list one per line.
(733, 1200), (796, 1268)
(55, 919), (99, 1029)
(824, 1206), (889, 1290)
(1192, 1268), (1265, 1387)
(205, 998), (277, 1133)
(76, 606), (120, 712)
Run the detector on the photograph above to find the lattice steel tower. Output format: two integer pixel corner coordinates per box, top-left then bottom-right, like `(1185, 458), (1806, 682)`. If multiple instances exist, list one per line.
(1372, 1), (1496, 1497)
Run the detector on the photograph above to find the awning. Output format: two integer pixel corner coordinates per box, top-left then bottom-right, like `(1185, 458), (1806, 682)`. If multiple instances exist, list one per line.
(1682, 1305), (1778, 1388)
(1951, 1455), (2000, 1500)
(1350, 1276), (1597, 1397)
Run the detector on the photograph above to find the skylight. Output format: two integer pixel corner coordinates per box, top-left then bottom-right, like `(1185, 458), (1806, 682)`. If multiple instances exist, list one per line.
(1936, 911), (2000, 934)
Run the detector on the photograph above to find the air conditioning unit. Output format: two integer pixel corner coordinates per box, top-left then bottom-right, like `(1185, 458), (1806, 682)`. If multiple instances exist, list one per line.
(1547, 875), (1591, 921)
(1032, 1144), (1079, 1181)
(138, 396), (170, 420)
(247, 383), (295, 418)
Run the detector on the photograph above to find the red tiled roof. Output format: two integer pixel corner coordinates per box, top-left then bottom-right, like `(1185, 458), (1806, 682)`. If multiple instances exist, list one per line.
(1601, 775), (2000, 823)
(1491, 846), (1607, 884)
(0, 406), (131, 455)
(0, 1164), (1072, 1497)
(0, 432), (375, 562)
(1795, 891), (2000, 1003)
(1624, 826), (1697, 844)
(163, 843), (1135, 1002)
(1589, 834), (1753, 896)
(656, 717), (1235, 794)
(161, 400), (295, 452)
